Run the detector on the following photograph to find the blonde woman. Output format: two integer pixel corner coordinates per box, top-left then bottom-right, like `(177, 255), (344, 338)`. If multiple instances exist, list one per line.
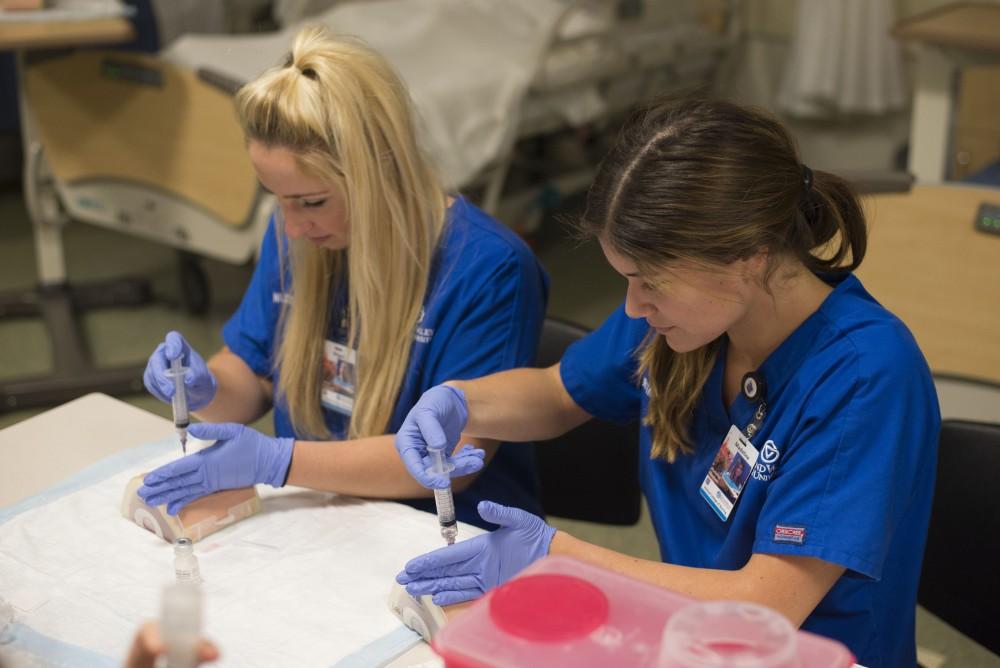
(138, 27), (548, 527)
(393, 98), (938, 667)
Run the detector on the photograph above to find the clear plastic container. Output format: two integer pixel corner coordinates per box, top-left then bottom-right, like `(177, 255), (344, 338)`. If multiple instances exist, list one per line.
(161, 582), (201, 668)
(432, 555), (855, 668)
(659, 601), (798, 668)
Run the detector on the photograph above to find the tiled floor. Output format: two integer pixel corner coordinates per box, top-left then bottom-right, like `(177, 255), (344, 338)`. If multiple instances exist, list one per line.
(1, 187), (997, 666)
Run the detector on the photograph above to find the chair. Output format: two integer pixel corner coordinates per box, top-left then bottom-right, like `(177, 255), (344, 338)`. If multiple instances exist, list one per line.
(0, 6), (264, 413)
(918, 418), (1000, 656)
(532, 317), (641, 525)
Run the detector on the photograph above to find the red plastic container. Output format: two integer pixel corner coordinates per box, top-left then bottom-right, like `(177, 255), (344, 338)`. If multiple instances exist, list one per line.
(432, 555), (855, 668)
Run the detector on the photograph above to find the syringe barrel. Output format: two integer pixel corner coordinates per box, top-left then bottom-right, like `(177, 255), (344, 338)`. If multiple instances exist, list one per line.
(168, 359), (190, 427)
(433, 487), (456, 526)
(171, 394), (189, 427)
(427, 445), (457, 544)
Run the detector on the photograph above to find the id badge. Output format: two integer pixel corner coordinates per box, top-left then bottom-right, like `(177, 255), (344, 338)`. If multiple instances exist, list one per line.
(700, 425), (760, 521)
(320, 340), (357, 416)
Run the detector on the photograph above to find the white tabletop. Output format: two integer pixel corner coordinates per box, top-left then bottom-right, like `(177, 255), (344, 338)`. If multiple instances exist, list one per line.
(0, 395), (863, 668)
(0, 393), (171, 507)
(0, 393), (438, 667)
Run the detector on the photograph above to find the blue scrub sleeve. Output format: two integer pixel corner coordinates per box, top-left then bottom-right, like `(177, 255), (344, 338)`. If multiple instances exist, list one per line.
(558, 303), (646, 424)
(428, 248), (547, 382)
(222, 217), (284, 377)
(752, 333), (939, 580)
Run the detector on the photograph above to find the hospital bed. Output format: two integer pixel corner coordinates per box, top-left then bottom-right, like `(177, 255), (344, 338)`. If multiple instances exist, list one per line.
(10, 0), (733, 407)
(21, 0), (733, 258)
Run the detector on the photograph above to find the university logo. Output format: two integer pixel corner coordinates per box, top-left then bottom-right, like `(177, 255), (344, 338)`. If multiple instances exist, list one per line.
(414, 306), (434, 343)
(751, 439), (780, 482)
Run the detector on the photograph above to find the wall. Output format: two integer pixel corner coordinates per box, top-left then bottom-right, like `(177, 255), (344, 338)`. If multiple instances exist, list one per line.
(712, 0), (1000, 173)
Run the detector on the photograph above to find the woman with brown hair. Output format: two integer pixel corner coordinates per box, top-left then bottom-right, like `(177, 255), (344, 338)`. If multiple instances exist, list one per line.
(394, 98), (939, 667)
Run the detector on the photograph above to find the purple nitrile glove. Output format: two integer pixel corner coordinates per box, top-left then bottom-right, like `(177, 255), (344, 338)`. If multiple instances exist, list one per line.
(143, 331), (217, 411)
(137, 422), (293, 515)
(396, 501), (556, 606)
(395, 385), (485, 489)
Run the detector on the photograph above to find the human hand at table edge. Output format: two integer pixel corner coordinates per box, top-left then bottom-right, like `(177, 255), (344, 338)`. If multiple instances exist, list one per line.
(396, 500), (555, 605)
(137, 423), (293, 515)
(124, 621), (219, 668)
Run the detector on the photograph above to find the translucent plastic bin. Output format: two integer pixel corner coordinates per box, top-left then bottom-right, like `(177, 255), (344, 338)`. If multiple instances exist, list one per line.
(432, 555), (855, 668)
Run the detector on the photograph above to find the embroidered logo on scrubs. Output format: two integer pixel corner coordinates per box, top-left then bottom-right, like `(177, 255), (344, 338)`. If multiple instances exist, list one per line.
(751, 439), (781, 482)
(414, 306), (434, 344)
(773, 525), (807, 545)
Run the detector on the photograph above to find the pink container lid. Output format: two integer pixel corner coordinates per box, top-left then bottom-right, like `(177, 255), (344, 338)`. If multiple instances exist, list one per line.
(489, 573), (609, 642)
(432, 555), (856, 668)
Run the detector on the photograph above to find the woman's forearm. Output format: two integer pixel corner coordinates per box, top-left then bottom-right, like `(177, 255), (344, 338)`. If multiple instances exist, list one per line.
(549, 532), (843, 627)
(286, 434), (498, 498)
(194, 348), (272, 424)
(448, 364), (590, 442)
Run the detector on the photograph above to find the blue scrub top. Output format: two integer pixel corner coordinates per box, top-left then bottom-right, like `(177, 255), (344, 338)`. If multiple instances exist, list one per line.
(223, 197), (548, 527)
(560, 274), (939, 668)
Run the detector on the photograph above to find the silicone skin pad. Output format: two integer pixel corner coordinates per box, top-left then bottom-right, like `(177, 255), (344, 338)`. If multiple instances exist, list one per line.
(121, 473), (259, 543)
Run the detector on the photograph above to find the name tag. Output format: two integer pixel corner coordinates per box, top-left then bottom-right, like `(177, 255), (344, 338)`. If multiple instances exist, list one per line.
(320, 340), (356, 416)
(700, 425), (760, 521)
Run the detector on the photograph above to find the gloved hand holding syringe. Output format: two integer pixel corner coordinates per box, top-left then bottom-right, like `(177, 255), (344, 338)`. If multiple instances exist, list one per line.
(142, 331), (219, 455)
(427, 443), (458, 545)
(393, 385), (487, 545)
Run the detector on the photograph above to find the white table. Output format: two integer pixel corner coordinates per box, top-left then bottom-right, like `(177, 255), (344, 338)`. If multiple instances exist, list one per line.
(0, 393), (438, 667)
(0, 395), (865, 668)
(0, 393), (165, 508)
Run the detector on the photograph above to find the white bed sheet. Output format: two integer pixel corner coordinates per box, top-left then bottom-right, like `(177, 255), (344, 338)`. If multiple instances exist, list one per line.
(162, 0), (567, 190)
(160, 0), (725, 192)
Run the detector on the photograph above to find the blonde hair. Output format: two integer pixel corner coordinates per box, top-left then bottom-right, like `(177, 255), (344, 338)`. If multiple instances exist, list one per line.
(235, 26), (447, 439)
(577, 98), (867, 462)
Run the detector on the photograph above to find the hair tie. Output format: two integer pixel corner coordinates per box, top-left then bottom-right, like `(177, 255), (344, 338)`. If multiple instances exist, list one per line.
(798, 165), (818, 230)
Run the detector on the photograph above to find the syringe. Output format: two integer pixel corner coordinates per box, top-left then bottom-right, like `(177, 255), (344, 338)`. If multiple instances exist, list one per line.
(427, 444), (457, 545)
(165, 357), (190, 454)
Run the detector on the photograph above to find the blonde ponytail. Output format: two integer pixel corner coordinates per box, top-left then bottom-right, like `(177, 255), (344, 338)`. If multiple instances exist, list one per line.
(237, 26), (446, 439)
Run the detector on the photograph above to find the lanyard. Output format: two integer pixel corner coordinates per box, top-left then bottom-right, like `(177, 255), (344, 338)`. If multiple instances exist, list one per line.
(740, 371), (767, 440)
